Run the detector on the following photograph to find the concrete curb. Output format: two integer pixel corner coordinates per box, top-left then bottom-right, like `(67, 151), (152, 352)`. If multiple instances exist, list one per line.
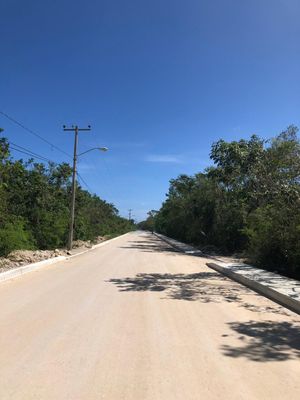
(0, 232), (132, 284)
(153, 232), (183, 251)
(92, 232), (132, 249)
(153, 232), (202, 255)
(0, 256), (66, 283)
(154, 232), (300, 315)
(65, 232), (132, 260)
(207, 262), (300, 315)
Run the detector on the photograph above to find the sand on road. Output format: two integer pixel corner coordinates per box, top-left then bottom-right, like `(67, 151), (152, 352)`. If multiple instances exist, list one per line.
(0, 231), (299, 399)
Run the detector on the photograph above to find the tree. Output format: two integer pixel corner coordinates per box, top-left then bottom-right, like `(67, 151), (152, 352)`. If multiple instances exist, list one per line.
(154, 126), (300, 278)
(138, 210), (158, 232)
(0, 137), (134, 256)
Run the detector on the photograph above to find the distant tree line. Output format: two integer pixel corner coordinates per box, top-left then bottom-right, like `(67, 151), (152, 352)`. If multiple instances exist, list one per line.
(142, 126), (300, 279)
(0, 136), (134, 256)
(137, 210), (157, 232)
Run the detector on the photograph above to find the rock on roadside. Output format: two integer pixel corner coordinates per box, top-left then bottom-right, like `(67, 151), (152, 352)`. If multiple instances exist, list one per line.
(0, 236), (106, 274)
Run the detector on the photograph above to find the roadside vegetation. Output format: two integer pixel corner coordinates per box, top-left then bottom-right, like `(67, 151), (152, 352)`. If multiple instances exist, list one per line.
(0, 135), (134, 257)
(140, 126), (300, 280)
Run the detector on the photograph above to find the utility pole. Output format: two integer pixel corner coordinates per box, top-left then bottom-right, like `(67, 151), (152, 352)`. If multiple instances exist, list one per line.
(128, 209), (132, 221)
(63, 125), (91, 250)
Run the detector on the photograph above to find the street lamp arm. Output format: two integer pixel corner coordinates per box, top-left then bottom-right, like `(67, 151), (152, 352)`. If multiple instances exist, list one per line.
(77, 147), (108, 157)
(62, 123), (108, 250)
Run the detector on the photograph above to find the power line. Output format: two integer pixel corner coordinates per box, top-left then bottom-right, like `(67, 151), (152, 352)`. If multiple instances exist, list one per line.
(10, 146), (52, 163)
(76, 171), (93, 192)
(9, 141), (54, 163)
(0, 110), (71, 159)
(9, 141), (94, 192)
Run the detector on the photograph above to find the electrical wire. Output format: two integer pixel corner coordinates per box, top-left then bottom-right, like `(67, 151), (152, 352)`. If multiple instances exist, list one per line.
(0, 111), (99, 195)
(9, 141), (53, 163)
(77, 172), (93, 192)
(9, 142), (96, 196)
(9, 143), (96, 196)
(10, 146), (52, 163)
(0, 110), (71, 159)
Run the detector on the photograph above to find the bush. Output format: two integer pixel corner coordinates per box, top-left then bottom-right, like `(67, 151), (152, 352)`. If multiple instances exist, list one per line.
(0, 219), (35, 257)
(153, 127), (300, 279)
(244, 204), (300, 278)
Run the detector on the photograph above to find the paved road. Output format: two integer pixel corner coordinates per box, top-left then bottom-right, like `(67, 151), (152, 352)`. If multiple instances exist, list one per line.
(0, 232), (300, 399)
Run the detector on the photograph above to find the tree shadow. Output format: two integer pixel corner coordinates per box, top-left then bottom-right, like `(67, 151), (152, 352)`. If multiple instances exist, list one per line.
(109, 272), (244, 302)
(221, 320), (300, 362)
(120, 234), (239, 264)
(120, 238), (181, 254)
(240, 302), (290, 316)
(120, 241), (180, 254)
(108, 272), (290, 316)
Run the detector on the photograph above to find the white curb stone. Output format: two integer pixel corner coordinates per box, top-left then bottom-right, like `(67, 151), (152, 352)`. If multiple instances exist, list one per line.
(154, 232), (300, 315)
(0, 232), (133, 284)
(0, 256), (66, 283)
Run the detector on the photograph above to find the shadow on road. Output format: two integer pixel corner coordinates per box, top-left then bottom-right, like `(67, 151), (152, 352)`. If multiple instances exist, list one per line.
(221, 320), (300, 362)
(113, 234), (300, 363)
(110, 272), (236, 302)
(120, 237), (180, 254)
(109, 272), (298, 361)
(108, 272), (290, 316)
(120, 234), (238, 264)
(109, 272), (299, 362)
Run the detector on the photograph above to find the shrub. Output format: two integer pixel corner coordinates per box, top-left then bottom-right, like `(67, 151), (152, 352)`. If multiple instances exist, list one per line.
(0, 219), (35, 257)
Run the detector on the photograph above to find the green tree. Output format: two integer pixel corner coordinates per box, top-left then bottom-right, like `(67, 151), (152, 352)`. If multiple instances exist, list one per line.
(0, 137), (134, 256)
(155, 126), (300, 278)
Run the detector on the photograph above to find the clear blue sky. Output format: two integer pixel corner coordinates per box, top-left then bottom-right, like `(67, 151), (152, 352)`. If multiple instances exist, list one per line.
(1, 0), (300, 221)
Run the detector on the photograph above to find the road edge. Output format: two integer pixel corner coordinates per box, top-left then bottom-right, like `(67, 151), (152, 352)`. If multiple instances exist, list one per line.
(207, 262), (300, 315)
(0, 232), (132, 284)
(154, 232), (300, 315)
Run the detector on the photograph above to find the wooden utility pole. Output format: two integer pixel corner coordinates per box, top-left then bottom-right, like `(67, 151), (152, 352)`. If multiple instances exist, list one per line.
(63, 125), (91, 250)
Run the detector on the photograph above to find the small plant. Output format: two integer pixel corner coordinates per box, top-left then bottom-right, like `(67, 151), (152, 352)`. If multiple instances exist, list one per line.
(0, 219), (35, 257)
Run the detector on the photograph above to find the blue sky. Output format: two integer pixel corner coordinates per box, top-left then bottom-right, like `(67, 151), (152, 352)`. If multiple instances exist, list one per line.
(1, 0), (300, 220)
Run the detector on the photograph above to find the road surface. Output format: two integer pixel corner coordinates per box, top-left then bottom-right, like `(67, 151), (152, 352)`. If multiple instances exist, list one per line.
(0, 231), (300, 399)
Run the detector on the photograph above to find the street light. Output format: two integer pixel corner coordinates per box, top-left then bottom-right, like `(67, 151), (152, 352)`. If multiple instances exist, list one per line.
(63, 125), (108, 250)
(68, 146), (108, 251)
(78, 147), (108, 156)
